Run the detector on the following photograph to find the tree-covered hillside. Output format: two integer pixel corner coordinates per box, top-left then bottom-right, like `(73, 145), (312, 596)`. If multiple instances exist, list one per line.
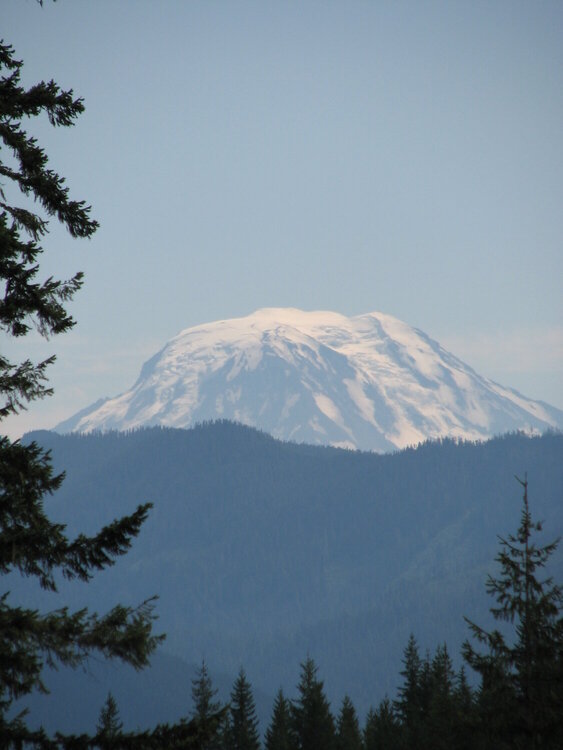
(17, 424), (563, 727)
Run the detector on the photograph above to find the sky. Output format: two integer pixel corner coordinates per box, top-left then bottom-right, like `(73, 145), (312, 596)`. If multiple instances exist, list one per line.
(2, 0), (562, 439)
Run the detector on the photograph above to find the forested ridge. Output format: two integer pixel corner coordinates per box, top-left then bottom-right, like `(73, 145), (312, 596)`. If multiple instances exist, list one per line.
(20, 452), (563, 748)
(15, 424), (563, 743)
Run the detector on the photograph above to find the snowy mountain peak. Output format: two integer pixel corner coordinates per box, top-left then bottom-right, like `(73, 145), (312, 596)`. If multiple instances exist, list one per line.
(55, 309), (563, 451)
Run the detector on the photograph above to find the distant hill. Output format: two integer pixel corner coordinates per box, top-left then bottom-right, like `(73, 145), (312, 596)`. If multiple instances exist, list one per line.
(55, 308), (563, 450)
(14, 423), (563, 729)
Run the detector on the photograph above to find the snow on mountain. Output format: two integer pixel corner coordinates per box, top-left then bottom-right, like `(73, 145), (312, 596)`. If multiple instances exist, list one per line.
(55, 308), (563, 451)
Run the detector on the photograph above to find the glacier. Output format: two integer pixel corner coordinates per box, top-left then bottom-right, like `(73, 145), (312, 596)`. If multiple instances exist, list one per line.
(55, 308), (563, 451)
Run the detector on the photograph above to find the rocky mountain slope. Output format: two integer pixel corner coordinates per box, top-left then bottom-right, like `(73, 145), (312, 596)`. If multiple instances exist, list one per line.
(56, 308), (562, 450)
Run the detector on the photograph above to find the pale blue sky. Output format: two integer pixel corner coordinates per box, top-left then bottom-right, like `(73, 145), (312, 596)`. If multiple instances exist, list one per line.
(3, 0), (562, 438)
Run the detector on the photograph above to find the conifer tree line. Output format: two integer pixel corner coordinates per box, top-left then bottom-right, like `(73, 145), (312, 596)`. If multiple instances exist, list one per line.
(184, 482), (561, 750)
(98, 479), (561, 750)
(98, 486), (561, 750)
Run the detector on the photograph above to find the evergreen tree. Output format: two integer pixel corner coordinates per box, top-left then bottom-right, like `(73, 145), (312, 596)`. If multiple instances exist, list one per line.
(0, 43), (96, 420)
(426, 643), (457, 749)
(265, 689), (295, 750)
(463, 476), (563, 749)
(452, 667), (476, 750)
(393, 634), (423, 748)
(335, 695), (362, 750)
(229, 668), (260, 750)
(216, 709), (233, 750)
(190, 660), (225, 750)
(291, 658), (336, 750)
(192, 660), (222, 723)
(417, 649), (433, 736)
(96, 692), (123, 749)
(363, 698), (400, 750)
(0, 25), (204, 750)
(363, 707), (377, 750)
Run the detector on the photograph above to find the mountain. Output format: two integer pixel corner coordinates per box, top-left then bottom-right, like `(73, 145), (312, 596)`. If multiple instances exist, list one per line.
(55, 308), (563, 450)
(15, 425), (563, 724)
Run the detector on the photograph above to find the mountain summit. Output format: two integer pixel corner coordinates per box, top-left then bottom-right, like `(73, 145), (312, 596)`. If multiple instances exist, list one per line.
(55, 308), (562, 451)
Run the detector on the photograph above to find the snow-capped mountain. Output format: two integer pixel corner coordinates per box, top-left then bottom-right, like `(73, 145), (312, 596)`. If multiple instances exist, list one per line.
(55, 308), (563, 451)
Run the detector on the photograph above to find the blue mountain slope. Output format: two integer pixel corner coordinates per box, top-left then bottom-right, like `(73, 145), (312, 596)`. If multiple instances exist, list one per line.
(15, 423), (563, 723)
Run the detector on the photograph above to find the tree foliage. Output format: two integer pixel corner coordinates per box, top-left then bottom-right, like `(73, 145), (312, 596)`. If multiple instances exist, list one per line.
(189, 661), (228, 750)
(291, 658), (336, 750)
(95, 692), (123, 749)
(0, 39), (97, 420)
(228, 668), (260, 750)
(393, 633), (423, 747)
(363, 698), (399, 750)
(264, 689), (294, 750)
(335, 695), (362, 750)
(0, 29), (206, 750)
(191, 660), (222, 724)
(463, 475), (563, 748)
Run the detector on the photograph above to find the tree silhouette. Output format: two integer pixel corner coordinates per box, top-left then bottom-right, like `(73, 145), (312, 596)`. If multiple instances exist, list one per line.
(463, 475), (563, 748)
(393, 634), (423, 747)
(229, 668), (260, 750)
(96, 692), (123, 749)
(265, 689), (294, 750)
(335, 695), (362, 750)
(0, 22), (203, 750)
(291, 658), (335, 750)
(363, 698), (400, 750)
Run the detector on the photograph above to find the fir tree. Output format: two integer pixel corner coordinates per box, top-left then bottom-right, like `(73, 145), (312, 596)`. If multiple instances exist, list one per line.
(0, 41), (96, 419)
(265, 689), (295, 750)
(291, 658), (336, 750)
(192, 660), (222, 723)
(96, 692), (123, 749)
(0, 24), (203, 750)
(229, 668), (260, 750)
(393, 634), (423, 748)
(452, 667), (476, 750)
(417, 649), (433, 736)
(335, 695), (362, 750)
(463, 475), (563, 749)
(363, 698), (400, 750)
(216, 709), (233, 750)
(363, 707), (377, 750)
(426, 643), (457, 750)
(190, 660), (224, 750)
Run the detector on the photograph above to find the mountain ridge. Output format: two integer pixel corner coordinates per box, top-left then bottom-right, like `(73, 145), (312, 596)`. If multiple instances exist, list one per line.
(55, 308), (563, 450)
(17, 425), (563, 721)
